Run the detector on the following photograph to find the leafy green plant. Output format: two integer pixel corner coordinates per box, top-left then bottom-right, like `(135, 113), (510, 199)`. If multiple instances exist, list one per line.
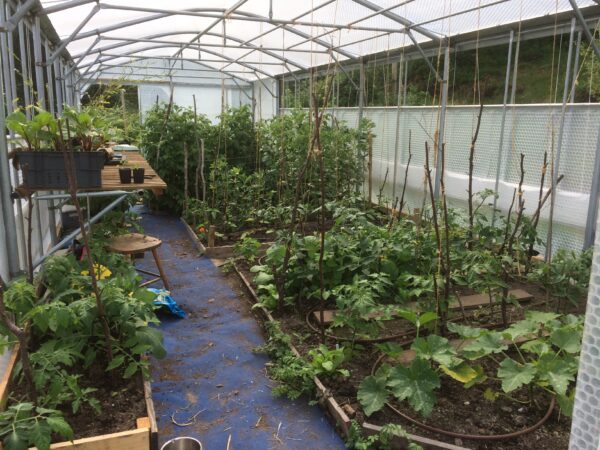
(62, 105), (105, 151)
(233, 233), (262, 263)
(450, 311), (583, 415)
(528, 248), (592, 308)
(6, 109), (60, 151)
(346, 420), (423, 450)
(0, 403), (73, 450)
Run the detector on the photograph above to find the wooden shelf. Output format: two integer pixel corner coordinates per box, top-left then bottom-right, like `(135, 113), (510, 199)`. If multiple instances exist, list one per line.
(16, 151), (167, 196)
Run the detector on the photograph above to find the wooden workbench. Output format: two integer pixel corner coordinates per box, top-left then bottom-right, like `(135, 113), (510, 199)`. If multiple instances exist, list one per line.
(100, 152), (166, 195)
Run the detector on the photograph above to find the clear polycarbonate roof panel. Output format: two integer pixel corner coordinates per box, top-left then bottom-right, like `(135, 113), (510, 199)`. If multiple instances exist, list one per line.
(41, 0), (598, 81)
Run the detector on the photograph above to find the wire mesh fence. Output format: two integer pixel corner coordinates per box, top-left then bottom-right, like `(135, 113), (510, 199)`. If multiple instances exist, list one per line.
(283, 103), (600, 252)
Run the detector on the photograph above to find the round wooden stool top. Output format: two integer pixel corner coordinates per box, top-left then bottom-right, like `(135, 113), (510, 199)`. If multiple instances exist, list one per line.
(107, 233), (162, 254)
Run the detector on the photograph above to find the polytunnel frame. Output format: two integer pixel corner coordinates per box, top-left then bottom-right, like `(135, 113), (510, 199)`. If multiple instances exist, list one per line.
(1, 1), (600, 449)
(0, 2), (597, 273)
(0, 0), (598, 276)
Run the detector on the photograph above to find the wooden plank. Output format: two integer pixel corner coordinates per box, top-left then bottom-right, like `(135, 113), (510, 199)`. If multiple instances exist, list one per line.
(136, 417), (151, 429)
(450, 288), (532, 309)
(313, 289), (534, 325)
(362, 422), (469, 450)
(31, 427), (150, 450)
(0, 345), (19, 410)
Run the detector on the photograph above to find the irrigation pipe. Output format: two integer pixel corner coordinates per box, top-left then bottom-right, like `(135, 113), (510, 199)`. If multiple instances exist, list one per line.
(369, 341), (556, 441)
(385, 397), (555, 442)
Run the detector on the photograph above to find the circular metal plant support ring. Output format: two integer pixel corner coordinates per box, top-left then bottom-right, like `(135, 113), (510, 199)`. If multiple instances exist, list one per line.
(385, 397), (556, 442)
(304, 310), (416, 344)
(371, 353), (556, 441)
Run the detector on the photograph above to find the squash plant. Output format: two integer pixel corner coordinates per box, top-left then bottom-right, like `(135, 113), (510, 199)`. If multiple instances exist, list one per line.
(357, 311), (583, 420)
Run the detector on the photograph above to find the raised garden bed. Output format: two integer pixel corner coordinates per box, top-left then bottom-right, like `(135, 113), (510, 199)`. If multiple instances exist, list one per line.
(231, 264), (471, 450)
(0, 346), (158, 450)
(231, 262), (576, 450)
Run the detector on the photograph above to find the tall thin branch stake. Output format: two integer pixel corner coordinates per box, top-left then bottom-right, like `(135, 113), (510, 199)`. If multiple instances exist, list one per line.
(424, 142), (445, 332)
(59, 120), (113, 360)
(184, 142), (189, 216)
(467, 104), (484, 249)
(398, 129), (412, 217)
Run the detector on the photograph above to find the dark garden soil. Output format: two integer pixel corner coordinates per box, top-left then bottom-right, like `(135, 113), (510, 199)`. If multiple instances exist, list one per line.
(227, 262), (578, 450)
(11, 362), (146, 441)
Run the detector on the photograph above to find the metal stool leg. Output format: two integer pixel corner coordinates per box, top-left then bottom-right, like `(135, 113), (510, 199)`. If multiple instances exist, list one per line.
(151, 247), (171, 291)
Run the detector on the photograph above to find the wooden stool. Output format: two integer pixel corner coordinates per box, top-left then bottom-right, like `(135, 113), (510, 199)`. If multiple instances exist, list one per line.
(107, 233), (171, 291)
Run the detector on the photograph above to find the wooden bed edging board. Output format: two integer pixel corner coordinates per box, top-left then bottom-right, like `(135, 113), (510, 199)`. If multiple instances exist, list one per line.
(232, 264), (469, 450)
(361, 423), (469, 450)
(180, 218), (272, 259)
(0, 346), (157, 450)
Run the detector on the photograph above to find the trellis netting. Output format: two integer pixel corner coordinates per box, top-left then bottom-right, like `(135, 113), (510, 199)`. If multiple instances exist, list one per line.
(283, 104), (600, 253)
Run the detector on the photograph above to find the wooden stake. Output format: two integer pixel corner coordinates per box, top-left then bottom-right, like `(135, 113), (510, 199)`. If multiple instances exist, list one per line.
(184, 142), (189, 215)
(367, 132), (373, 203)
(208, 225), (216, 248)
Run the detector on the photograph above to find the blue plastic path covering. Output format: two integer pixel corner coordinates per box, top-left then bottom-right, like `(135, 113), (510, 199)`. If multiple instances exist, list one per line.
(136, 211), (347, 449)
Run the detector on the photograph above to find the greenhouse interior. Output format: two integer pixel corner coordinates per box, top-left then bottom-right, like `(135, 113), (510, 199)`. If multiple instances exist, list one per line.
(4, 0), (600, 449)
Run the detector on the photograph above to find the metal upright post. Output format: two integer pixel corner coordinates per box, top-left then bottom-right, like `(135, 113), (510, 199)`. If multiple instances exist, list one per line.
(17, 20), (32, 117)
(433, 45), (450, 199)
(392, 58), (404, 202)
(45, 41), (56, 114)
(3, 1), (26, 268)
(358, 58), (365, 123)
(546, 17), (576, 260)
(0, 0), (20, 277)
(584, 130), (600, 249)
(492, 30), (515, 226)
(32, 17), (46, 107)
(571, 31), (582, 101)
(33, 17), (57, 249)
(54, 59), (64, 114)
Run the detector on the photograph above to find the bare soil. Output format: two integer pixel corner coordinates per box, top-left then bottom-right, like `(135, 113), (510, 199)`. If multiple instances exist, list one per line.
(10, 362), (146, 442)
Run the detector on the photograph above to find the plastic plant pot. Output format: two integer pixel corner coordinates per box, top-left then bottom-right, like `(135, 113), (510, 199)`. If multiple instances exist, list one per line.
(119, 167), (132, 184)
(132, 167), (145, 183)
(160, 437), (202, 450)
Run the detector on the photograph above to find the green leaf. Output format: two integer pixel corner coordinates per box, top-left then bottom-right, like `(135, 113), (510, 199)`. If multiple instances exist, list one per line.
(322, 361), (334, 372)
(502, 319), (539, 341)
(418, 312), (438, 327)
(537, 354), (575, 396)
(520, 339), (550, 356)
(462, 331), (508, 360)
(106, 355), (125, 371)
(556, 390), (575, 417)
(375, 342), (404, 358)
(47, 416), (74, 440)
(525, 310), (560, 325)
(357, 375), (388, 416)
(447, 322), (484, 339)
(4, 431), (27, 450)
(483, 388), (499, 402)
(31, 421), (52, 450)
(124, 362), (138, 379)
(387, 358), (440, 417)
(411, 335), (459, 367)
(254, 272), (274, 285)
(550, 327), (581, 354)
(497, 359), (536, 393)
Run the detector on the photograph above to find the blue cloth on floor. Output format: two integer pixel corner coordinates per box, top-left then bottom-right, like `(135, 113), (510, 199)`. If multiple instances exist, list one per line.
(149, 288), (186, 318)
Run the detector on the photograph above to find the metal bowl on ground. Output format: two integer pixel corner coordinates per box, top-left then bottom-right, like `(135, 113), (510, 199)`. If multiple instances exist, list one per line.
(160, 437), (203, 450)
